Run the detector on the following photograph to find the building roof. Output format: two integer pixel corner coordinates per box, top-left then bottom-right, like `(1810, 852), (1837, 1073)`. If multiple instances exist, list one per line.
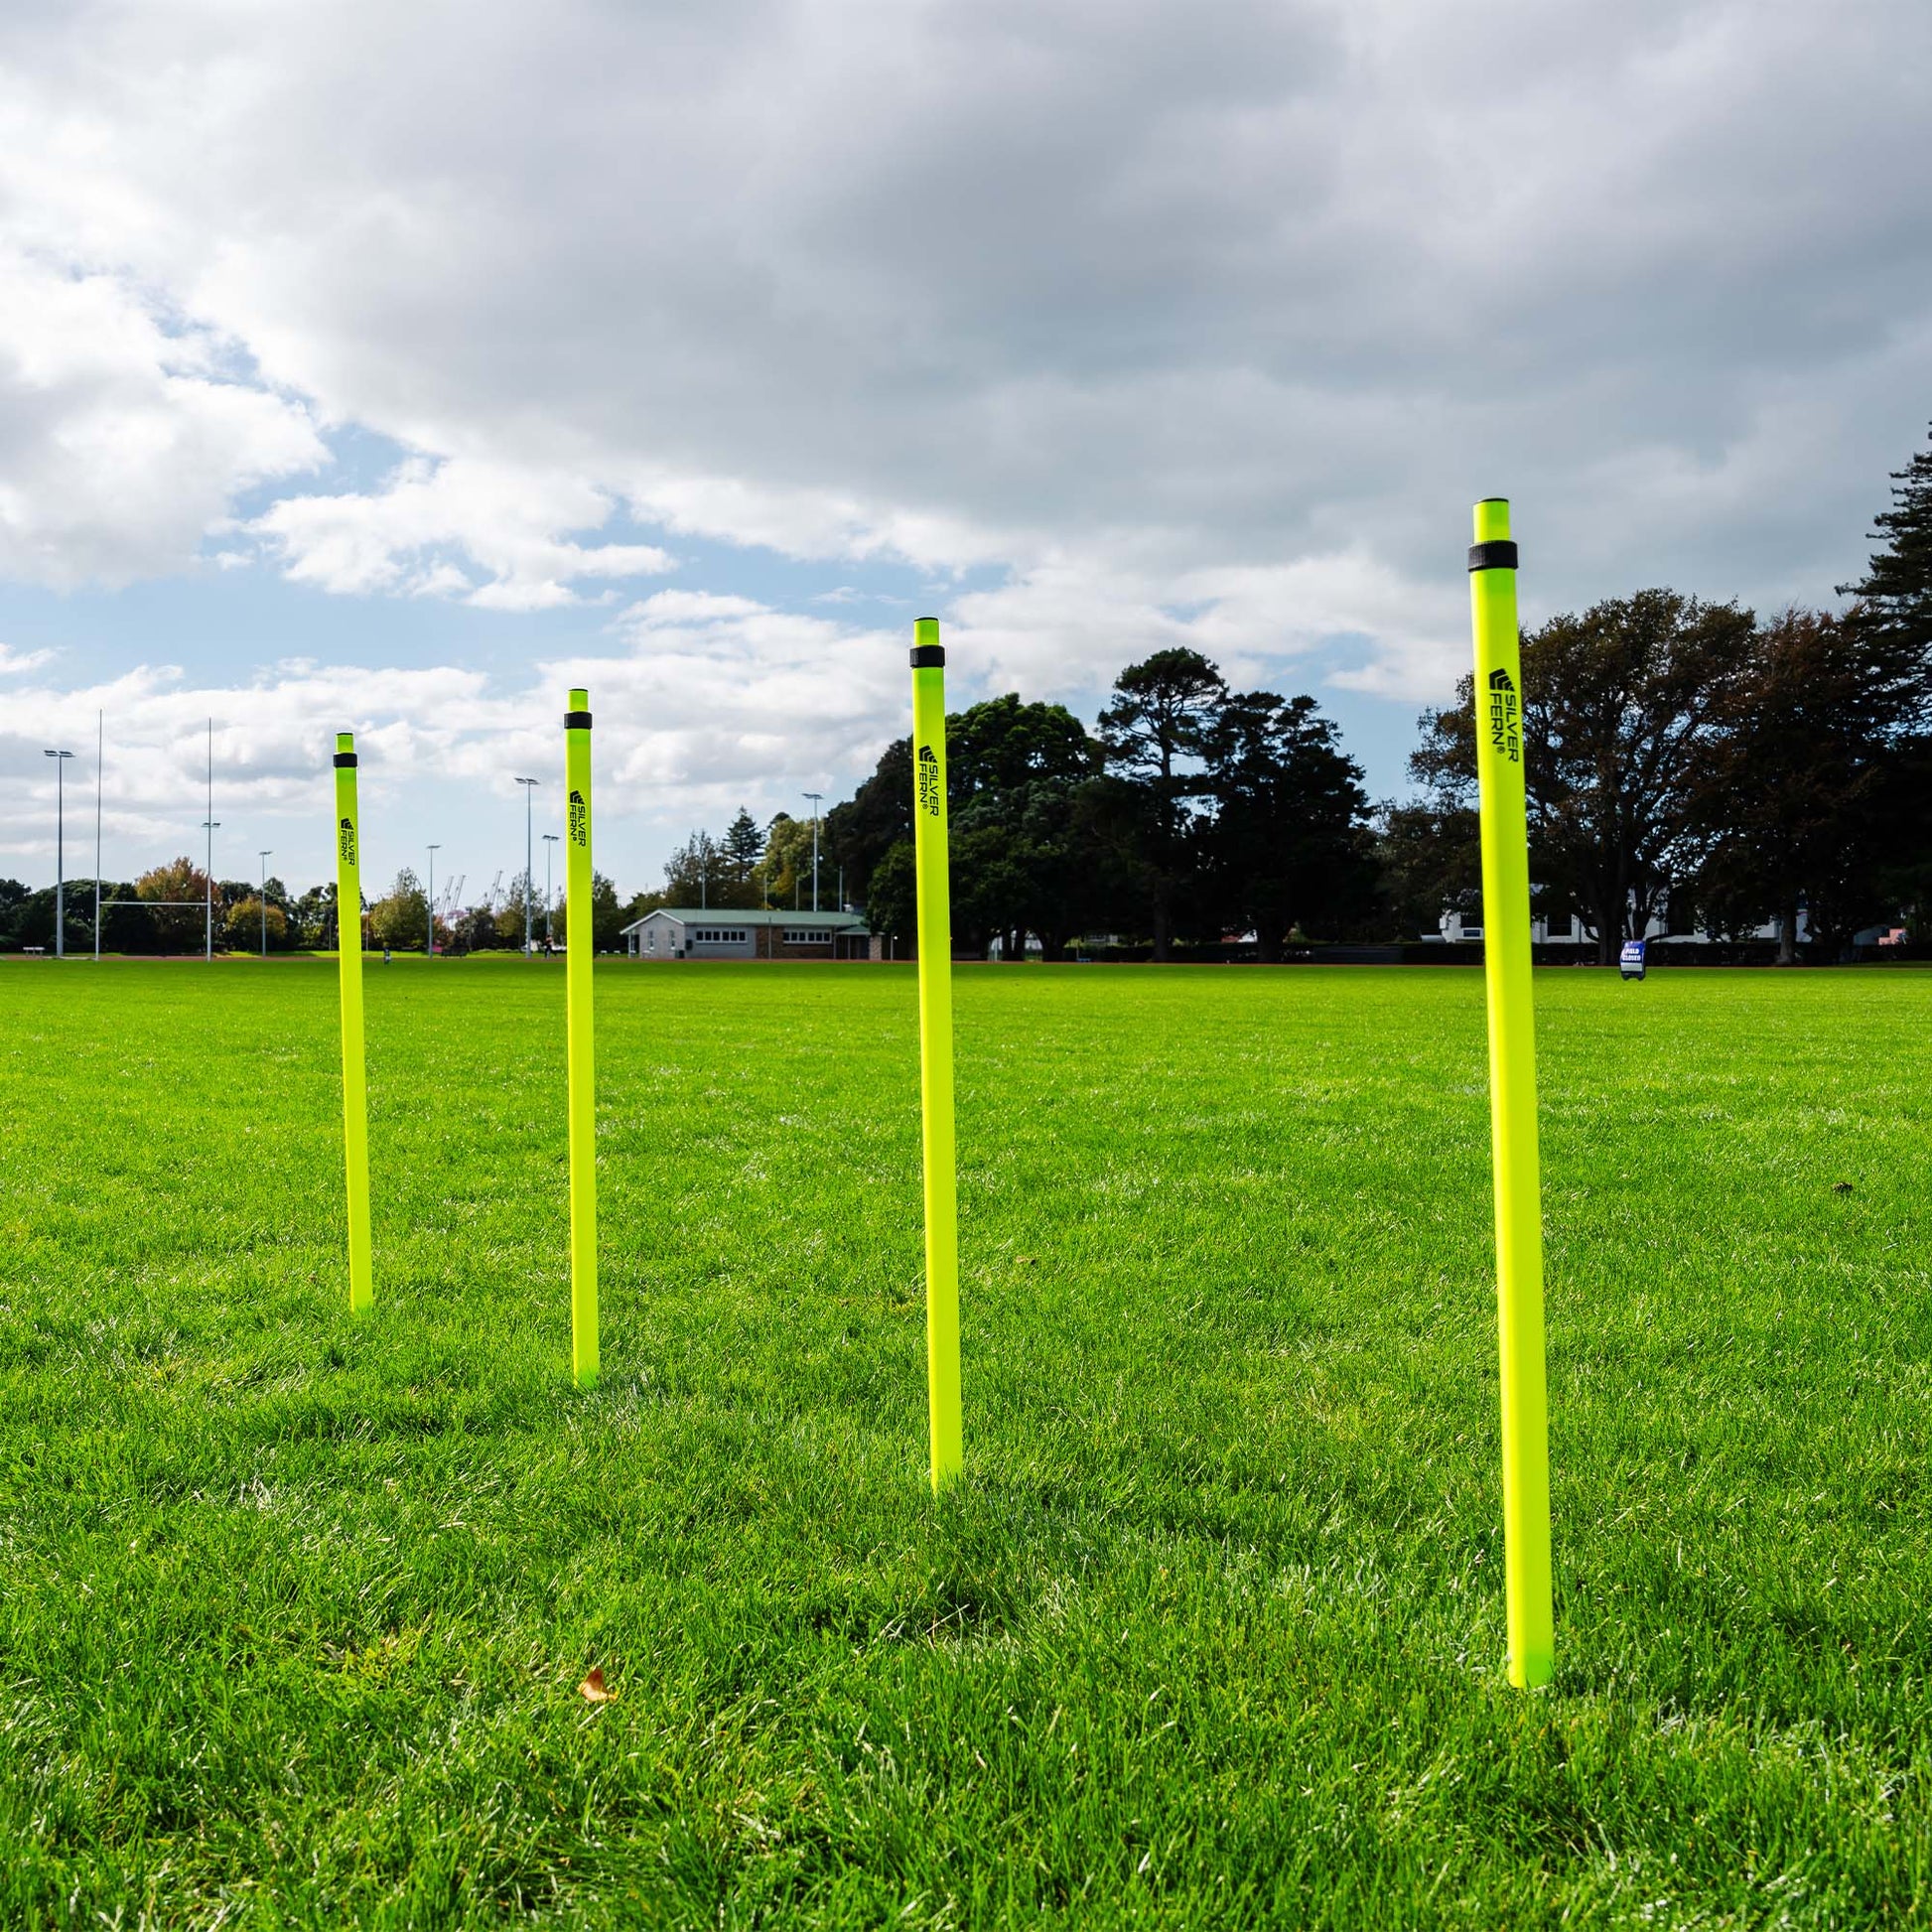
(619, 907), (869, 934)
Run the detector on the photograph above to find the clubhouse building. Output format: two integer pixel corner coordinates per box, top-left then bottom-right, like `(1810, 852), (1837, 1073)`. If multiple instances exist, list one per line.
(621, 907), (875, 960)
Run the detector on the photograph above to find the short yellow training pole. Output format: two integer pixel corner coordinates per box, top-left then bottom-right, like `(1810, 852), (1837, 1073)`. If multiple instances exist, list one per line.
(910, 620), (962, 1491)
(565, 688), (599, 1387)
(1469, 498), (1554, 1688)
(332, 732), (373, 1316)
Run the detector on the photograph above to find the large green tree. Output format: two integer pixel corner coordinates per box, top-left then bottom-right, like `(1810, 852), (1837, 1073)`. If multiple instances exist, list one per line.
(1412, 591), (1751, 963)
(136, 858), (218, 953)
(824, 742), (913, 908)
(829, 697), (1105, 957)
(1375, 804), (1480, 940)
(720, 808), (765, 894)
(368, 867), (430, 951)
(1097, 648), (1225, 959)
(1691, 609), (1932, 959)
(1839, 422), (1932, 659)
(948, 695), (1101, 959)
(1200, 692), (1375, 958)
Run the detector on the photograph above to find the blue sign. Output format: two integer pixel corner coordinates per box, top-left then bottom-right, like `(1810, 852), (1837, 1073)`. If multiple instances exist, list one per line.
(1619, 938), (1647, 981)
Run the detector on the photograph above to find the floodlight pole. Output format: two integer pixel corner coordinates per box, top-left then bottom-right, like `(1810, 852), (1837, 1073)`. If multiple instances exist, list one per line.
(94, 712), (102, 961)
(543, 833), (559, 946)
(44, 749), (73, 957)
(427, 844), (440, 956)
(804, 791), (823, 912)
(202, 819), (221, 959)
(259, 850), (272, 957)
(515, 776), (539, 956)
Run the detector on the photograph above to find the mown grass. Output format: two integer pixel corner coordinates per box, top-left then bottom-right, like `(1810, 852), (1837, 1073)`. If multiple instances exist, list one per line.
(1, 957), (1928, 1928)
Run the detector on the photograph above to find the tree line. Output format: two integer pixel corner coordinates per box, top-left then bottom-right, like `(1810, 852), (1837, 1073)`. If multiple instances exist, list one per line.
(1394, 432), (1932, 962)
(7, 428), (1928, 961)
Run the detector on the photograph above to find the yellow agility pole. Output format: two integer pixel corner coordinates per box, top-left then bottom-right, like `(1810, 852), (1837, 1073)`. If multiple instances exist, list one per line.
(910, 620), (962, 1491)
(565, 688), (599, 1387)
(332, 732), (373, 1316)
(1469, 498), (1554, 1688)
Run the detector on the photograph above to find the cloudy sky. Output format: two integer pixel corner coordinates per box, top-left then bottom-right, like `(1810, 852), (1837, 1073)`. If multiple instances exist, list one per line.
(2, 0), (1928, 903)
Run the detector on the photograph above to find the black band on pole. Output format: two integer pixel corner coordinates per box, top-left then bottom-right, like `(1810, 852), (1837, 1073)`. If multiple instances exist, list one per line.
(333, 753), (358, 768)
(564, 710), (593, 730)
(909, 644), (945, 668)
(1468, 541), (1520, 572)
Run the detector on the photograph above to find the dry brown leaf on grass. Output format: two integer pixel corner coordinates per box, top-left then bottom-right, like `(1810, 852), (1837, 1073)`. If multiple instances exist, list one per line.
(579, 1667), (616, 1703)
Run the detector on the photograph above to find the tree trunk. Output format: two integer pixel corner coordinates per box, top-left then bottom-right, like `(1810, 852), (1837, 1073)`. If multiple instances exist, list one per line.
(1257, 926), (1283, 964)
(1594, 894), (1619, 967)
(1152, 893), (1173, 962)
(1777, 898), (1799, 966)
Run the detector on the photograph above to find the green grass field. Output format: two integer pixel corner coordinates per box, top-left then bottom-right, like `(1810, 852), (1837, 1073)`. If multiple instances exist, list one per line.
(2, 959), (1929, 1928)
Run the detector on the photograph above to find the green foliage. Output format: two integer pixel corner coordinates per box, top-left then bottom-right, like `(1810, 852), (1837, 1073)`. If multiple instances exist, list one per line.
(759, 811), (820, 908)
(553, 871), (625, 950)
(1691, 609), (1932, 955)
(1098, 648), (1227, 958)
(1411, 593), (1755, 960)
(1839, 419), (1932, 658)
(825, 740), (913, 908)
(368, 867), (430, 952)
(1, 962), (1928, 1924)
(493, 871), (539, 949)
(1376, 802), (1481, 939)
(136, 856), (216, 953)
(222, 896), (290, 950)
(1199, 692), (1375, 955)
(864, 838), (916, 942)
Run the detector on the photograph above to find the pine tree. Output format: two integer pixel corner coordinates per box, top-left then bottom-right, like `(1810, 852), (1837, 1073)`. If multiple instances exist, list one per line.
(1839, 423), (1932, 656)
(721, 807), (763, 887)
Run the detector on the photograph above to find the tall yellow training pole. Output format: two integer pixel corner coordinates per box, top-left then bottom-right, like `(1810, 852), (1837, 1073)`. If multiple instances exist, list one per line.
(1469, 498), (1554, 1688)
(910, 620), (962, 1491)
(333, 732), (373, 1316)
(565, 688), (599, 1387)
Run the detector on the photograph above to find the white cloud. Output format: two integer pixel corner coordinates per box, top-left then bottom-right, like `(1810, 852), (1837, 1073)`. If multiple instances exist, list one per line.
(0, 248), (324, 587)
(0, 0), (1927, 835)
(248, 456), (676, 609)
(0, 602), (910, 890)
